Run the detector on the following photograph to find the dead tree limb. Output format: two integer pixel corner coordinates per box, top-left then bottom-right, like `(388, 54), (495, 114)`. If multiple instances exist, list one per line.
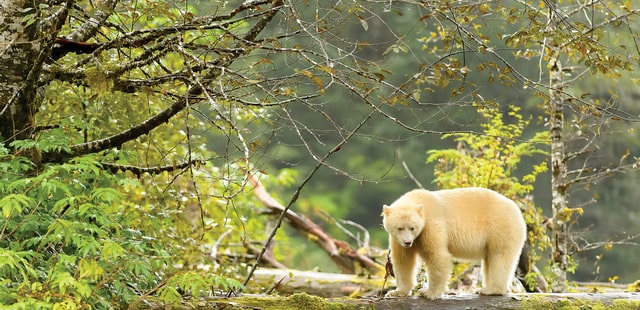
(248, 173), (383, 275)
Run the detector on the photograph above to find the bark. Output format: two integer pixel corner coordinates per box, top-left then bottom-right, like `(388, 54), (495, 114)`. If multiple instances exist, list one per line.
(1, 0), (72, 157)
(0, 0), (41, 148)
(546, 0), (569, 293)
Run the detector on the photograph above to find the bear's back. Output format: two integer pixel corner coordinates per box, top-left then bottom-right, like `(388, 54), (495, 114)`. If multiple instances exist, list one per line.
(434, 187), (525, 259)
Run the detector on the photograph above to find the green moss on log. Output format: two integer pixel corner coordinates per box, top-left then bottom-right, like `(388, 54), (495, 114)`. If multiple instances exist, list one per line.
(222, 292), (363, 310)
(521, 295), (640, 310)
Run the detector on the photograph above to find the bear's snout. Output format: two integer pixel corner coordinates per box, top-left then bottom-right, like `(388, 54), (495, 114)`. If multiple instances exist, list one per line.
(402, 241), (413, 247)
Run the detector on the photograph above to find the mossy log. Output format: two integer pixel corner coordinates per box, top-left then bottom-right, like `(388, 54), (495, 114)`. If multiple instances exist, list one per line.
(247, 268), (393, 297)
(198, 292), (640, 310)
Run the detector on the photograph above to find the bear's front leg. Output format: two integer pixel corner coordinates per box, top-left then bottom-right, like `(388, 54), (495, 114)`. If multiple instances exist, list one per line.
(385, 242), (418, 297)
(417, 253), (452, 300)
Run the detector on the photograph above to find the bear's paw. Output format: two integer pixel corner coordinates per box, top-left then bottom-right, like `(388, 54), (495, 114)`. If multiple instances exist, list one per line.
(384, 288), (411, 297)
(478, 287), (508, 296)
(417, 288), (444, 300)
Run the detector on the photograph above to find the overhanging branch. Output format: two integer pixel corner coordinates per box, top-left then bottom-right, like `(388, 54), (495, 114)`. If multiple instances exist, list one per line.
(100, 159), (205, 177)
(45, 0), (285, 162)
(66, 97), (191, 158)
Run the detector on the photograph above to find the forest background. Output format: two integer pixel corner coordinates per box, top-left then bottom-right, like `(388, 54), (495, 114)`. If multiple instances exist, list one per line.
(1, 0), (640, 307)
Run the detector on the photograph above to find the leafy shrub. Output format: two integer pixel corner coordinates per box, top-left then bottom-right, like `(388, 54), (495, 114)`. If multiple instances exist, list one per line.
(0, 141), (254, 308)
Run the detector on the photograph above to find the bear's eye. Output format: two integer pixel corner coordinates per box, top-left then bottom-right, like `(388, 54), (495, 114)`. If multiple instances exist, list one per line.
(397, 228), (404, 231)
(409, 227), (415, 231)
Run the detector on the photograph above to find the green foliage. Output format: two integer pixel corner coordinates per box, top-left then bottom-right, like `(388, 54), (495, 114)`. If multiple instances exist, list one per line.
(427, 104), (548, 196)
(3, 1), (640, 308)
(426, 104), (551, 289)
(0, 142), (258, 307)
(157, 271), (244, 305)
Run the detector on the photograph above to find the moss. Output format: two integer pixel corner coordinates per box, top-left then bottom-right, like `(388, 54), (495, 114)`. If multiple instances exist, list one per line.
(215, 292), (363, 310)
(609, 299), (640, 310)
(627, 280), (640, 292)
(520, 295), (560, 310)
(520, 294), (640, 310)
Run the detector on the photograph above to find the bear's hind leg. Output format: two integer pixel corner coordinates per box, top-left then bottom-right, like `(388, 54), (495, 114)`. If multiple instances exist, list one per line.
(479, 251), (519, 296)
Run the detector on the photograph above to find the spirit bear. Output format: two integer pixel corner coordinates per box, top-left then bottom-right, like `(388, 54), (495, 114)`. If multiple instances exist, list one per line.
(381, 187), (526, 299)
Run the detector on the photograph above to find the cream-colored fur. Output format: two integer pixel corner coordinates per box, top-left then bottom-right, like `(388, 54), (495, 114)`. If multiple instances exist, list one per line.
(381, 188), (526, 299)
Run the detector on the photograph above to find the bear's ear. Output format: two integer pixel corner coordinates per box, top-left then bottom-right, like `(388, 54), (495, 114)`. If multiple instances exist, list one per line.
(381, 204), (390, 216)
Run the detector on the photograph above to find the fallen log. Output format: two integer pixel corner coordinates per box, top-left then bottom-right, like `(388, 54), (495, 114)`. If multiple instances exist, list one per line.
(248, 268), (393, 297)
(201, 292), (640, 310)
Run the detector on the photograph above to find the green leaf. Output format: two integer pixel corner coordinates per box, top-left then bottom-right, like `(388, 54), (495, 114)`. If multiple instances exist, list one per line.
(74, 280), (93, 298)
(9, 139), (37, 151)
(1, 194), (34, 218)
(51, 272), (76, 295)
(90, 187), (121, 203)
(101, 240), (124, 260)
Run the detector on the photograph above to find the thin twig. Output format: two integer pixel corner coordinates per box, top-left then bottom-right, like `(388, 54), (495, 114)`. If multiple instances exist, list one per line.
(210, 229), (233, 261)
(397, 149), (424, 189)
(239, 101), (383, 293)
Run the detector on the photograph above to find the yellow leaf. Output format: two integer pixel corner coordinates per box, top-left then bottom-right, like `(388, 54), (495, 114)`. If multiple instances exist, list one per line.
(604, 242), (613, 252)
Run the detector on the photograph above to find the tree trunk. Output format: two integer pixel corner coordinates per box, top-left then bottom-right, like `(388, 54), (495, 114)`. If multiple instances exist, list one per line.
(0, 0), (43, 164)
(547, 0), (569, 293)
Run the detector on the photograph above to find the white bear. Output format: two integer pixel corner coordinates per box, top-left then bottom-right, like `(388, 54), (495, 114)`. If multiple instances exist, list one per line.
(381, 187), (526, 299)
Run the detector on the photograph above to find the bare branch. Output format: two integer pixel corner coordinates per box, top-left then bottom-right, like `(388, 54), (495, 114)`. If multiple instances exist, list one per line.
(242, 100), (383, 288)
(248, 172), (382, 274)
(397, 149), (424, 189)
(567, 160), (640, 187)
(574, 233), (640, 253)
(100, 159), (205, 177)
(68, 0), (118, 42)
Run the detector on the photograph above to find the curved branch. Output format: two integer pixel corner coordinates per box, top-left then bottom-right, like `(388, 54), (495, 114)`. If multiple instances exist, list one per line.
(247, 173), (381, 274)
(67, 0), (118, 42)
(66, 97), (191, 158)
(49, 0), (118, 60)
(100, 159), (205, 177)
(45, 0), (285, 162)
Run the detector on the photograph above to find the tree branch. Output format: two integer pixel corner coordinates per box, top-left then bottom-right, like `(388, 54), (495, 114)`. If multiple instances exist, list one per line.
(62, 97), (191, 159)
(99, 159), (205, 177)
(67, 0), (118, 42)
(566, 159), (640, 187)
(43, 0), (285, 163)
(49, 0), (118, 60)
(247, 172), (382, 274)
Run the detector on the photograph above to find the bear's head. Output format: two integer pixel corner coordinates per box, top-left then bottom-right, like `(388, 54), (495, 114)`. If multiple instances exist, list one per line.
(381, 204), (424, 248)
